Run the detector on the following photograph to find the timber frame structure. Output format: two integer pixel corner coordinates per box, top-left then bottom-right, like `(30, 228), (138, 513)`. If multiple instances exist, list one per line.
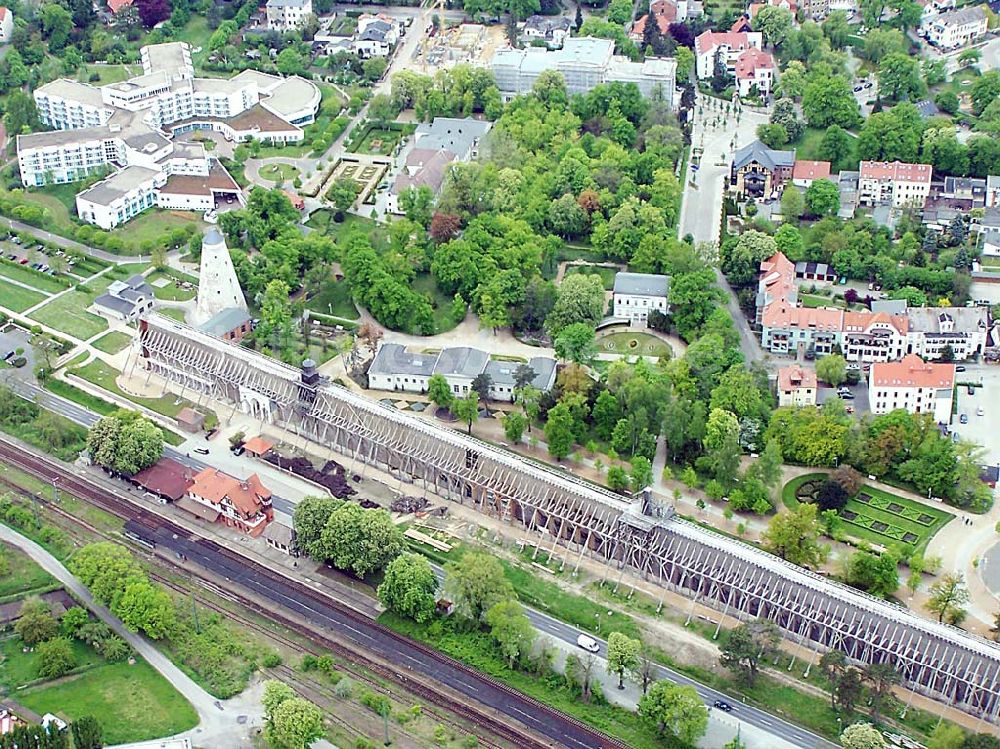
(137, 312), (1000, 722)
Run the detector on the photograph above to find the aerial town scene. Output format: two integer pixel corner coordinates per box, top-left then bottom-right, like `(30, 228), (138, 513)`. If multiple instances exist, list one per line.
(1, 0), (1000, 746)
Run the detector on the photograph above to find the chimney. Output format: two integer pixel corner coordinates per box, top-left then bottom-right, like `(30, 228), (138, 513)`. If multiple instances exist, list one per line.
(301, 358), (319, 386)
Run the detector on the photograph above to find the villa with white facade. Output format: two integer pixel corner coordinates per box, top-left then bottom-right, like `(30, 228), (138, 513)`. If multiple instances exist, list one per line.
(612, 272), (671, 326)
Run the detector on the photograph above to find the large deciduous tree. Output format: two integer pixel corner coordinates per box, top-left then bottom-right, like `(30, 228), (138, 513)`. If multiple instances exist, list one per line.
(87, 410), (164, 476)
(316, 503), (404, 578)
(840, 723), (887, 749)
(719, 618), (781, 685)
(485, 599), (536, 668)
(545, 273), (606, 335)
(638, 681), (709, 744)
(763, 504), (827, 568)
(606, 632), (641, 689)
(927, 572), (970, 624)
(377, 553), (438, 623)
(443, 552), (514, 622)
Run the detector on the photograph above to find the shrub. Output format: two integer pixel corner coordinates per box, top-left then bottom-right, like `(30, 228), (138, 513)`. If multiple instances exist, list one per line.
(829, 465), (864, 497)
(36, 637), (77, 679)
(262, 652), (282, 668)
(360, 690), (391, 715)
(816, 480), (849, 512)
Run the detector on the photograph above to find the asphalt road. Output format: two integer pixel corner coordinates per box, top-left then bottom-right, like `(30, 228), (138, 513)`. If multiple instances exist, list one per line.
(7, 377), (835, 748)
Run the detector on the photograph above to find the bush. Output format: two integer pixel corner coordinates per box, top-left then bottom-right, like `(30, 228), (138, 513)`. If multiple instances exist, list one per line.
(36, 637), (77, 679)
(816, 480), (849, 512)
(829, 465), (864, 497)
(360, 690), (391, 715)
(262, 652), (282, 668)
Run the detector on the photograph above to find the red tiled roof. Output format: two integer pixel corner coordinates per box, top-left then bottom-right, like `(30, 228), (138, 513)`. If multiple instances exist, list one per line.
(243, 436), (274, 456)
(159, 162), (240, 197)
(108, 0), (133, 13)
(778, 365), (817, 391)
(190, 468), (271, 519)
(631, 0), (676, 37)
(843, 310), (909, 334)
(0, 8), (9, 22)
(792, 160), (832, 182)
(860, 160), (933, 184)
(870, 354), (955, 389)
(734, 47), (774, 79)
(695, 31), (758, 56)
(763, 302), (844, 330)
(132, 458), (192, 502)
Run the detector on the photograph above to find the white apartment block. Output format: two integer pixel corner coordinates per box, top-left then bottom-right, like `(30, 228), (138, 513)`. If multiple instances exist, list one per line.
(491, 37), (677, 103)
(694, 31), (763, 79)
(0, 7), (13, 43)
(612, 272), (671, 325)
(869, 355), (955, 423)
(858, 161), (933, 209)
(18, 42), (320, 229)
(266, 0), (312, 30)
(922, 6), (987, 49)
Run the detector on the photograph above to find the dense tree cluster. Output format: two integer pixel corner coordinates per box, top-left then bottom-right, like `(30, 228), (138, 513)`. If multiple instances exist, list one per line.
(86, 410), (164, 477)
(293, 496), (404, 578)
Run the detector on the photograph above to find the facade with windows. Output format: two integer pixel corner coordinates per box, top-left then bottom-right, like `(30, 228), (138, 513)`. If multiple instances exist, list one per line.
(612, 272), (671, 325)
(858, 161), (933, 208)
(266, 0), (312, 30)
(869, 355), (955, 422)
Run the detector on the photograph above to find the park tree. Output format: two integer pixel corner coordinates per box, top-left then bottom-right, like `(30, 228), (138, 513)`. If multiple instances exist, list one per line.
(964, 735), (1000, 749)
(135, 0), (171, 27)
(15, 598), (59, 645)
(292, 496), (342, 558)
(399, 185), (435, 227)
(753, 6), (794, 47)
(865, 662), (901, 723)
(545, 402), (576, 461)
(841, 723), (887, 749)
(485, 599), (536, 668)
(820, 649), (850, 710)
(607, 632), (641, 689)
(503, 411), (527, 443)
(267, 695), (324, 749)
(263, 681), (296, 721)
(36, 637), (77, 679)
(774, 224), (804, 260)
(630, 456), (654, 492)
(762, 503), (827, 568)
(70, 717), (103, 749)
(819, 125), (853, 171)
(846, 551), (899, 598)
(377, 554), (438, 623)
(444, 552), (514, 622)
(3, 91), (41, 137)
(545, 273), (606, 335)
(805, 179), (840, 217)
(721, 230), (778, 286)
(857, 104), (923, 163)
(669, 269), (723, 341)
(802, 75), (861, 129)
(327, 178), (360, 220)
(317, 503), (404, 578)
(878, 53), (924, 101)
(638, 681), (709, 744)
(927, 573), (970, 624)
(771, 98), (804, 141)
(554, 323), (597, 364)
(719, 618), (781, 685)
(471, 373), (493, 405)
(781, 184), (805, 221)
(427, 373), (453, 410)
(87, 410), (164, 476)
(40, 4), (74, 51)
(816, 354), (847, 386)
(68, 542), (144, 606)
(829, 465), (864, 496)
(452, 392), (480, 435)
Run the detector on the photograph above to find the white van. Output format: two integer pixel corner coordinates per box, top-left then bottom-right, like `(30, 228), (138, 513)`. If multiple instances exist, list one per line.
(576, 634), (600, 653)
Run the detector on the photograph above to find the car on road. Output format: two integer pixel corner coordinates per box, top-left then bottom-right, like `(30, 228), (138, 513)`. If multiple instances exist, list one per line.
(576, 634), (600, 653)
(960, 413), (968, 424)
(977, 407), (985, 416)
(193, 447), (210, 455)
(713, 700), (733, 712)
(956, 365), (966, 372)
(968, 384), (976, 395)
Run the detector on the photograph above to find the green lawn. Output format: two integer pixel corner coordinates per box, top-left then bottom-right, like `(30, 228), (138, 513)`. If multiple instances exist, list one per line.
(412, 272), (460, 334)
(0, 260), (71, 294)
(158, 307), (187, 323)
(120, 211), (201, 246)
(0, 635), (100, 689)
(71, 359), (217, 429)
(800, 293), (839, 309)
(258, 163), (300, 182)
(147, 271), (196, 302)
(18, 660), (198, 745)
(792, 127), (858, 171)
(563, 264), (618, 290)
(29, 290), (109, 340)
(305, 211), (388, 251)
(92, 331), (134, 355)
(353, 127), (405, 155)
(306, 278), (359, 320)
(0, 544), (57, 598)
(78, 64), (138, 85)
(30, 183), (78, 222)
(783, 473), (953, 555)
(598, 332), (673, 359)
(0, 278), (47, 312)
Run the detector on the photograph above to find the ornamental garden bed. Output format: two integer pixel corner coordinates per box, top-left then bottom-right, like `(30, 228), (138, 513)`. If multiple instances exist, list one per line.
(784, 473), (953, 555)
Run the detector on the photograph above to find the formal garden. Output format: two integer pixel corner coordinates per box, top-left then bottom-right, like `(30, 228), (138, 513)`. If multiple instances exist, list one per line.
(598, 332), (673, 359)
(783, 472), (953, 555)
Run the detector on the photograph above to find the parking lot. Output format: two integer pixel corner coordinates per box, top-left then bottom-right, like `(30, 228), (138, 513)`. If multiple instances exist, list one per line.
(0, 324), (38, 381)
(952, 364), (1000, 465)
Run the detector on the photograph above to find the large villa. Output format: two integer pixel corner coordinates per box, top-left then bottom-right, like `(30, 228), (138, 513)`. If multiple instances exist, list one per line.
(16, 42), (321, 230)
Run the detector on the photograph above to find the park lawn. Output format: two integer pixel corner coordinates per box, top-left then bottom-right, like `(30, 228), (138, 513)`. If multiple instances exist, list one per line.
(800, 293), (839, 309)
(147, 271), (196, 302)
(0, 261), (72, 294)
(18, 660), (198, 745)
(598, 332), (673, 359)
(119, 210), (201, 245)
(92, 331), (134, 355)
(78, 64), (137, 84)
(0, 278), (47, 312)
(259, 163), (300, 182)
(792, 127), (858, 171)
(71, 359), (218, 430)
(30, 183), (78, 221)
(0, 636), (101, 689)
(563, 264), (617, 290)
(306, 278), (359, 320)
(783, 473), (953, 555)
(158, 307), (187, 323)
(412, 272), (460, 334)
(306, 211), (389, 251)
(29, 290), (109, 340)
(0, 543), (57, 598)
(354, 127), (404, 155)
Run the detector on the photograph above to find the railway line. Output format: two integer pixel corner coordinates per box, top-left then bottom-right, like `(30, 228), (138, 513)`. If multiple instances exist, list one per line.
(0, 436), (626, 749)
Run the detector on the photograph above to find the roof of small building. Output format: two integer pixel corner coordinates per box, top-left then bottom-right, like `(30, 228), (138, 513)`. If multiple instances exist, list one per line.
(523, 14), (574, 33)
(368, 343), (439, 377)
(792, 160), (832, 182)
(732, 140), (795, 172)
(871, 299), (908, 315)
(777, 365), (817, 391)
(870, 354), (955, 389)
(242, 436), (274, 456)
(176, 407), (205, 428)
(433, 347), (490, 378)
(175, 497), (222, 523)
(485, 356), (556, 390)
(158, 161), (240, 197)
(198, 306), (252, 338)
(94, 293), (139, 315)
(414, 117), (492, 158)
(132, 458), (192, 501)
(613, 272), (670, 297)
(734, 47), (774, 79)
(262, 521), (296, 545)
(934, 5), (987, 25)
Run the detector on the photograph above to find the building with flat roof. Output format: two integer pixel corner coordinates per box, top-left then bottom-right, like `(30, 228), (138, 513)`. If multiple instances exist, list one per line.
(869, 354), (955, 422)
(491, 37), (677, 103)
(18, 42), (320, 228)
(612, 272), (671, 326)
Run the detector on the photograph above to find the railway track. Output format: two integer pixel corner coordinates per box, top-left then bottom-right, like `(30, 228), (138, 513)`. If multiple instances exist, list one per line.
(0, 438), (627, 749)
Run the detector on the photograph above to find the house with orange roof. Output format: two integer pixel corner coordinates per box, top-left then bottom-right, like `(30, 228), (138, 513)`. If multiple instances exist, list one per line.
(859, 161), (933, 209)
(792, 160), (832, 188)
(734, 47), (775, 97)
(0, 7), (13, 42)
(842, 310), (909, 362)
(777, 365), (817, 407)
(869, 355), (955, 422)
(185, 468), (273, 536)
(629, 0), (677, 43)
(694, 31), (763, 79)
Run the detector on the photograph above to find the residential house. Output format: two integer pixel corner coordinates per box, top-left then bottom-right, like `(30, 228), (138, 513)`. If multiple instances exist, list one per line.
(869, 355), (955, 422)
(906, 306), (989, 361)
(433, 347), (491, 397)
(485, 357), (558, 402)
(792, 160), (832, 189)
(755, 250), (797, 324)
(386, 149), (455, 215)
(858, 161), (933, 208)
(694, 31), (763, 79)
(612, 272), (671, 325)
(93, 274), (154, 321)
(629, 0), (677, 43)
(521, 15), (573, 48)
(922, 6), (987, 48)
(776, 365), (817, 407)
(733, 47), (775, 97)
(841, 311), (909, 363)
(0, 7), (13, 43)
(730, 139), (795, 198)
(184, 468), (273, 536)
(985, 176), (1000, 209)
(366, 343), (437, 393)
(353, 14), (399, 58)
(983, 228), (1000, 258)
(107, 0), (133, 13)
(942, 176), (986, 204)
(266, 0), (312, 30)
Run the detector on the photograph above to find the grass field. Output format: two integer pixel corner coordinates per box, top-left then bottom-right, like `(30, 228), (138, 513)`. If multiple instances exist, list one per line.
(29, 290), (108, 340)
(783, 473), (953, 555)
(412, 272), (460, 334)
(598, 332), (672, 358)
(306, 278), (359, 320)
(158, 307), (187, 323)
(18, 660), (198, 744)
(800, 293), (840, 309)
(79, 64), (137, 85)
(0, 260), (71, 294)
(306, 211), (388, 251)
(122, 211), (201, 245)
(0, 635), (100, 688)
(563, 264), (618, 290)
(92, 331), (134, 355)
(147, 271), (196, 302)
(258, 163), (300, 182)
(0, 544), (56, 598)
(792, 127), (858, 171)
(0, 278), (46, 312)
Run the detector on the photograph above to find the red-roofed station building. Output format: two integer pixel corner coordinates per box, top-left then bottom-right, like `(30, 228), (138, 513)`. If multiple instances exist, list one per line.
(185, 468), (273, 536)
(869, 355), (955, 422)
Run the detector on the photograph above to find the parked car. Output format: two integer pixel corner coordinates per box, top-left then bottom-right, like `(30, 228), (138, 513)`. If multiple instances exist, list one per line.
(956, 365), (966, 372)
(3, 351), (14, 361)
(977, 407), (985, 416)
(576, 634), (600, 653)
(968, 384), (976, 395)
(960, 413), (968, 424)
(193, 447), (210, 455)
(713, 700), (734, 712)
(839, 391), (855, 400)
(18, 258), (27, 264)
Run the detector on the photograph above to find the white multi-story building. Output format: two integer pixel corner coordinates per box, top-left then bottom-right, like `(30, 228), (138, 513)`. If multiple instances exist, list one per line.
(353, 13), (400, 58)
(869, 355), (955, 422)
(612, 272), (671, 326)
(858, 161), (933, 209)
(266, 0), (312, 30)
(906, 307), (989, 361)
(776, 365), (817, 407)
(491, 37), (677, 102)
(18, 42), (320, 229)
(0, 7), (13, 42)
(694, 31), (763, 79)
(922, 6), (987, 49)
(733, 47), (775, 97)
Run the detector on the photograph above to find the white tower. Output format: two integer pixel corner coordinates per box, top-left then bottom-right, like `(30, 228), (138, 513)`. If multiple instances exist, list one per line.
(192, 228), (248, 327)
